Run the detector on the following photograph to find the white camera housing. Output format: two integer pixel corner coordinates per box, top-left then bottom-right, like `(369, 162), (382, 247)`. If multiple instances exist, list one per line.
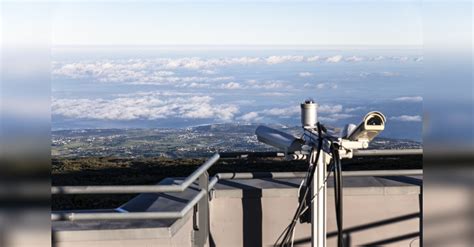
(255, 126), (303, 153)
(346, 111), (386, 142)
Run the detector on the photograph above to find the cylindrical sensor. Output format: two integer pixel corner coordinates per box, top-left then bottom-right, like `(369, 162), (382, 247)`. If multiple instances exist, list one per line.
(301, 100), (317, 128)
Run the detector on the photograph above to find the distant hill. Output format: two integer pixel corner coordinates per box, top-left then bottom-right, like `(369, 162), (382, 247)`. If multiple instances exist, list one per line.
(52, 124), (421, 158)
(52, 153), (422, 210)
(52, 123), (422, 210)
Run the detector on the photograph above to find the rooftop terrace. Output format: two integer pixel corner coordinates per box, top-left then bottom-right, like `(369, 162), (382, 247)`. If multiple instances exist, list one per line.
(52, 164), (422, 246)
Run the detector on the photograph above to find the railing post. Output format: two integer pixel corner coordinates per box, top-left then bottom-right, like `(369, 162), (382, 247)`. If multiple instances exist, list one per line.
(193, 171), (209, 247)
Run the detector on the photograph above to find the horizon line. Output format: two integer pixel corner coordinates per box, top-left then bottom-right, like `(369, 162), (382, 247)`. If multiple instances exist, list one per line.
(53, 44), (423, 50)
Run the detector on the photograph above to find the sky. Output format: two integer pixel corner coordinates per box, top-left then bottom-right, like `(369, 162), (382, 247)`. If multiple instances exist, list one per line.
(49, 1), (423, 46)
(2, 0), (472, 143)
(4, 1), (470, 48)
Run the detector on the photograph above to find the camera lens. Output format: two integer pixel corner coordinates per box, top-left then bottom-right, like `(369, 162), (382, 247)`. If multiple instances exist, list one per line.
(367, 115), (383, 126)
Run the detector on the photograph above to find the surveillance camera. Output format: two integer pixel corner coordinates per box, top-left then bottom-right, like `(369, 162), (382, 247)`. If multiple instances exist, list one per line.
(255, 126), (303, 153)
(346, 111), (386, 142)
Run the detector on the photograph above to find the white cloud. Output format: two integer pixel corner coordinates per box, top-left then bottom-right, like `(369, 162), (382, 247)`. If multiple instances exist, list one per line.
(414, 57), (423, 62)
(161, 57), (243, 70)
(242, 103), (350, 122)
(318, 104), (343, 114)
(371, 56), (385, 61)
(261, 106), (300, 117)
(229, 56), (261, 64)
(390, 115), (422, 122)
(326, 55), (343, 63)
(238, 112), (263, 122)
(316, 83), (337, 89)
(359, 71), (399, 78)
(189, 82), (210, 88)
(319, 113), (354, 122)
(230, 79), (289, 90)
(258, 104), (343, 117)
(344, 106), (365, 113)
(316, 83), (326, 89)
(53, 59), (239, 85)
(199, 69), (217, 75)
(248, 80), (286, 89)
(52, 57), (250, 83)
(345, 56), (364, 62)
(231, 100), (255, 105)
(130, 76), (234, 85)
(53, 54), (412, 84)
(394, 96), (423, 102)
(52, 93), (239, 121)
(298, 72), (313, 77)
(387, 56), (422, 62)
(265, 55), (304, 64)
(220, 81), (242, 89)
(306, 56), (320, 62)
(115, 91), (197, 97)
(246, 79), (258, 84)
(397, 56), (409, 62)
(304, 82), (338, 90)
(154, 71), (175, 76)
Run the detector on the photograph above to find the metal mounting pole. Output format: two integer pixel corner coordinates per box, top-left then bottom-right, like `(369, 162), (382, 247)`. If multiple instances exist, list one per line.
(304, 100), (326, 247)
(312, 151), (327, 247)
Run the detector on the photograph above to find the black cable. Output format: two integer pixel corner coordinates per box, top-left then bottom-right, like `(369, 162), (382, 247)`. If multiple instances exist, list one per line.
(338, 154), (343, 247)
(280, 147), (320, 246)
(277, 123), (325, 246)
(332, 143), (344, 247)
(289, 142), (344, 247)
(332, 146), (339, 247)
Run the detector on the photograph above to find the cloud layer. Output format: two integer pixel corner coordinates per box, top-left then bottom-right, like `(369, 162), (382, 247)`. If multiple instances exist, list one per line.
(52, 93), (239, 121)
(394, 96), (423, 102)
(390, 115), (422, 122)
(298, 72), (313, 77)
(237, 103), (352, 123)
(52, 55), (422, 84)
(304, 82), (338, 90)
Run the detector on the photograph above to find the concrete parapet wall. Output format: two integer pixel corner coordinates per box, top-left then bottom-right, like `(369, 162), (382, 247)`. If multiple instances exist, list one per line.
(210, 176), (421, 246)
(53, 175), (422, 246)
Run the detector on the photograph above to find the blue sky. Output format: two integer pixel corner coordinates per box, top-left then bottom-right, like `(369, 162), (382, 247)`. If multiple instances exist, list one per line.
(2, 0), (472, 142)
(46, 1), (426, 140)
(50, 1), (423, 46)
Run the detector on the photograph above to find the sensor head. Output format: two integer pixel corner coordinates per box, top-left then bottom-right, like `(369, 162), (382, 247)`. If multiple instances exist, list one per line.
(347, 111), (386, 142)
(301, 100), (317, 129)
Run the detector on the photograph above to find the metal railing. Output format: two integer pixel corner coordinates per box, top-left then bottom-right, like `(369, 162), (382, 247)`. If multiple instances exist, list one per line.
(52, 153), (220, 195)
(52, 189), (206, 221)
(219, 149), (422, 159)
(52, 149), (422, 245)
(353, 149), (423, 156)
(208, 169), (422, 191)
(52, 153), (220, 247)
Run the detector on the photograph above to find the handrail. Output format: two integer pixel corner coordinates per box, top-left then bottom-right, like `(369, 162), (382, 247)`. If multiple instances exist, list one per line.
(353, 149), (422, 156)
(51, 153), (220, 195)
(51, 150), (421, 195)
(51, 190), (206, 221)
(208, 169), (423, 191)
(218, 149), (423, 159)
(51, 150), (422, 222)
